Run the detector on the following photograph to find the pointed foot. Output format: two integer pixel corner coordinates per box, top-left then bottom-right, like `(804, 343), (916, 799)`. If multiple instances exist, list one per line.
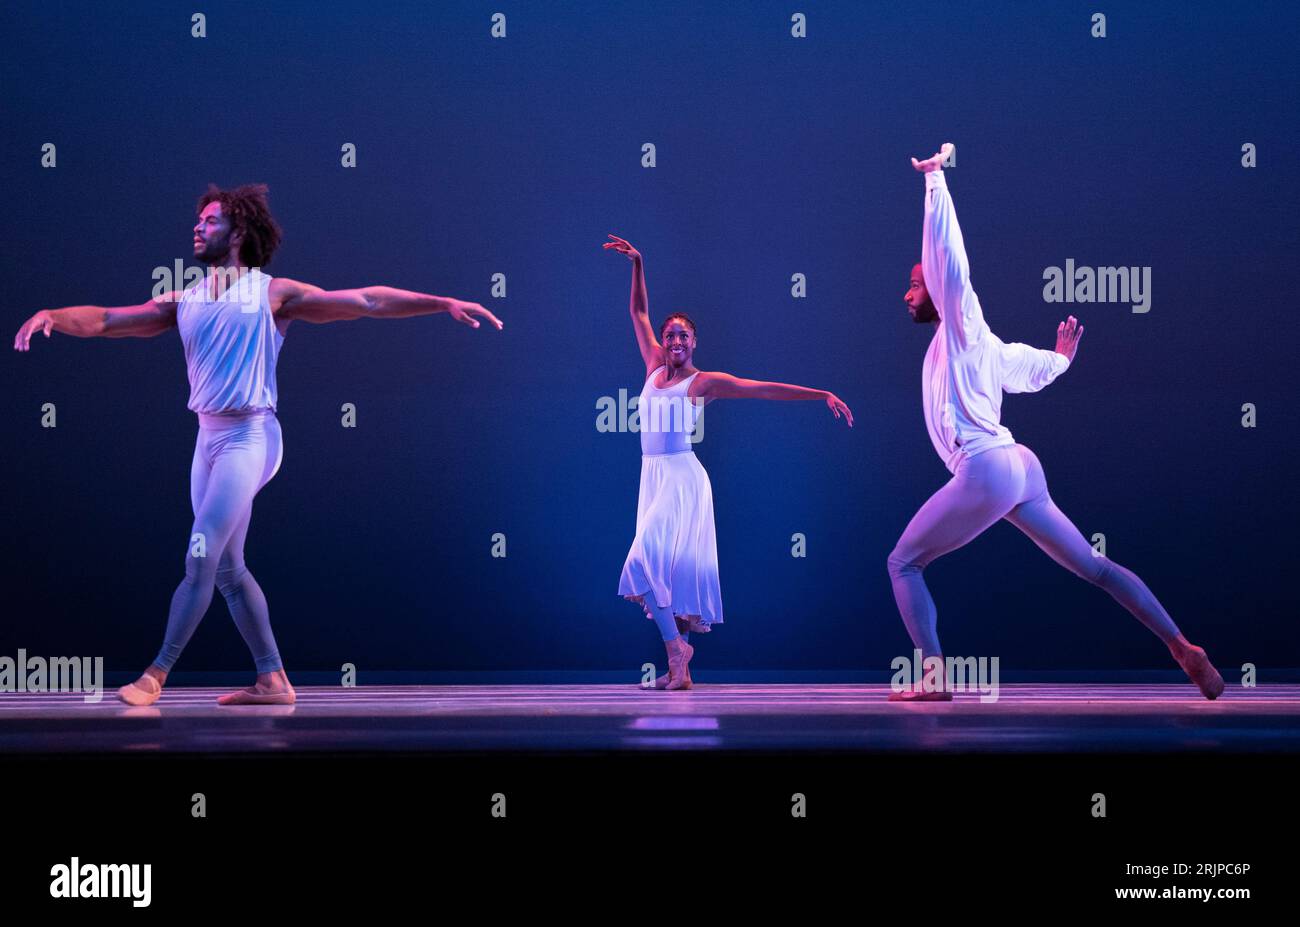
(665, 639), (695, 691)
(1175, 644), (1225, 700)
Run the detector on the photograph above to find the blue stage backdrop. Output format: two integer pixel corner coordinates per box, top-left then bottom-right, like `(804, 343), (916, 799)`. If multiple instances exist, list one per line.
(2, 0), (1296, 676)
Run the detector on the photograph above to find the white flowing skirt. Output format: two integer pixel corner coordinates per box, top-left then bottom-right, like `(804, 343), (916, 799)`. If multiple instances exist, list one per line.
(618, 451), (723, 632)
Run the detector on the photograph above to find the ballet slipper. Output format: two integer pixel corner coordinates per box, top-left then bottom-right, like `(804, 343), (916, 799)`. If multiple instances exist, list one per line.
(1173, 644), (1224, 700)
(654, 631), (694, 688)
(217, 672), (296, 706)
(653, 665), (693, 689)
(664, 637), (694, 691)
(117, 673), (163, 707)
(217, 686), (296, 706)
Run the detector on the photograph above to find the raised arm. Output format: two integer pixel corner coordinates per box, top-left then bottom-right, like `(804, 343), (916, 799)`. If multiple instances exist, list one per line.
(13, 293), (180, 351)
(999, 316), (1082, 394)
(603, 235), (662, 376)
(270, 278), (503, 330)
(694, 372), (853, 427)
(913, 143), (987, 351)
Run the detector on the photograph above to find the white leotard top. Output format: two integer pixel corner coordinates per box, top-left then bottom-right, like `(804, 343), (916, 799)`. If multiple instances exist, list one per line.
(637, 365), (703, 456)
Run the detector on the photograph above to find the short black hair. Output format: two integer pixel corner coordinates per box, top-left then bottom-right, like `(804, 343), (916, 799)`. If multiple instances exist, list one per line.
(660, 313), (697, 339)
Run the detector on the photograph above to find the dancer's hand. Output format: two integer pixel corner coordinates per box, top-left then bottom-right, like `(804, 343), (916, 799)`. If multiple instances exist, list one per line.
(825, 392), (854, 427)
(911, 143), (954, 173)
(447, 299), (503, 330)
(603, 234), (642, 263)
(13, 310), (55, 351)
(1054, 315), (1083, 361)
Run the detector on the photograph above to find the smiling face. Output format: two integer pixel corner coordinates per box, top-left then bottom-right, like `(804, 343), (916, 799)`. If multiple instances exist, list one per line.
(661, 318), (696, 369)
(905, 262), (938, 324)
(192, 202), (241, 266)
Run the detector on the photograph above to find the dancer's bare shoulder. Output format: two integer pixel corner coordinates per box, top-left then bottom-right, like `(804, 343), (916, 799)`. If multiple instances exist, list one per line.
(268, 276), (367, 328)
(268, 277), (309, 313)
(268, 277), (321, 334)
(688, 369), (720, 402)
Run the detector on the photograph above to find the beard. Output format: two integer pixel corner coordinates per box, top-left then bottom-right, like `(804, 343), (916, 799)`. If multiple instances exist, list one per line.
(912, 298), (938, 324)
(195, 235), (232, 266)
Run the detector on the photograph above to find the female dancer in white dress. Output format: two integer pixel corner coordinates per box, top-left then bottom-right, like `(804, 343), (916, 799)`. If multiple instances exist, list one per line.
(605, 235), (854, 690)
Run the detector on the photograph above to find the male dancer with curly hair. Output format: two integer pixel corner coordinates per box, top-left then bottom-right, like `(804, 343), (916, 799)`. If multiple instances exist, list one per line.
(14, 183), (502, 706)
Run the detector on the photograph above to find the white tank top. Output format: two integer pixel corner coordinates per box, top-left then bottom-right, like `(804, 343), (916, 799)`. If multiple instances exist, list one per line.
(637, 365), (703, 456)
(177, 268), (284, 414)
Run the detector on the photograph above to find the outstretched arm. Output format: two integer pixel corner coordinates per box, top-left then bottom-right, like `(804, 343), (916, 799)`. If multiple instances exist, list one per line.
(271, 278), (503, 329)
(913, 143), (986, 351)
(1000, 316), (1082, 394)
(603, 234), (662, 376)
(13, 293), (180, 350)
(695, 372), (853, 427)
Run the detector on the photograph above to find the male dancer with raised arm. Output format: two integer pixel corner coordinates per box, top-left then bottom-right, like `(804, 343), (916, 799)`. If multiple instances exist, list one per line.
(14, 183), (502, 706)
(888, 145), (1222, 701)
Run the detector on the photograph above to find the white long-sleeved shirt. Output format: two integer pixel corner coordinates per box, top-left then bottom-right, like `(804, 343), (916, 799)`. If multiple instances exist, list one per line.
(921, 170), (1069, 473)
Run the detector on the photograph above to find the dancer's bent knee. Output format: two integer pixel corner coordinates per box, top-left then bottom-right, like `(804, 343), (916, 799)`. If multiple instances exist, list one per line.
(183, 548), (220, 586)
(887, 548), (925, 580)
(215, 562), (248, 597)
(1083, 554), (1117, 587)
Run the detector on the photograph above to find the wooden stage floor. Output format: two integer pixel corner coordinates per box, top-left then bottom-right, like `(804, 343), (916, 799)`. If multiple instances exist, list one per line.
(2, 683), (1297, 753)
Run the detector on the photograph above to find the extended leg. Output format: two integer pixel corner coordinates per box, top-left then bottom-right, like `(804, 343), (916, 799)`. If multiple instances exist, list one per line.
(118, 434), (216, 707)
(1005, 488), (1224, 698)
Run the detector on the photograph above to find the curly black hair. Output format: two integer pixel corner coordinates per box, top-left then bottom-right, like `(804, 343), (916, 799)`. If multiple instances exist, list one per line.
(196, 183), (283, 267)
